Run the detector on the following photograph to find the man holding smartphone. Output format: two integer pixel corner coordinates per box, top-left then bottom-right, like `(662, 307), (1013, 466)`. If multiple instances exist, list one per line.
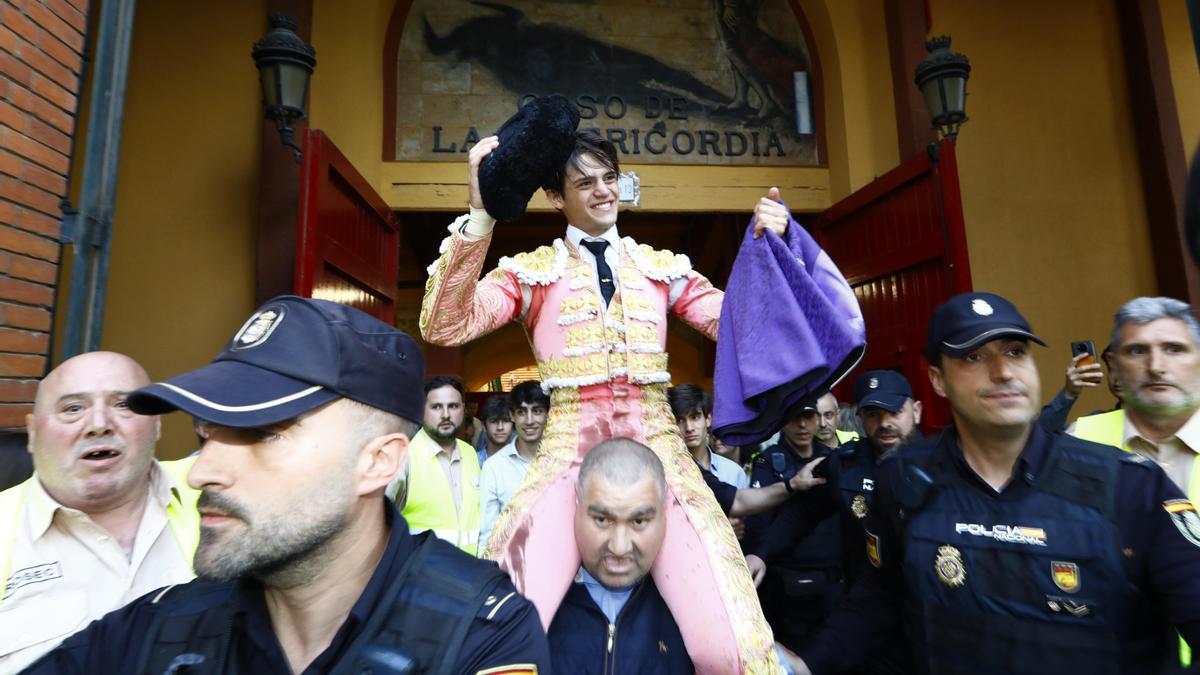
(1038, 344), (1106, 430)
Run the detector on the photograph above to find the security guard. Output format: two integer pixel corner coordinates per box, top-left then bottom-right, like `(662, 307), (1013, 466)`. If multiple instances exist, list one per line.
(751, 370), (922, 673)
(788, 292), (1200, 675)
(0, 352), (198, 673)
(24, 296), (550, 675)
(744, 402), (842, 652)
(1071, 296), (1200, 671)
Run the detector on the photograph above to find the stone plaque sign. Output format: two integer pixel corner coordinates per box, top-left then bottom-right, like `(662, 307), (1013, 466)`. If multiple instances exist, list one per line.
(392, 0), (818, 166)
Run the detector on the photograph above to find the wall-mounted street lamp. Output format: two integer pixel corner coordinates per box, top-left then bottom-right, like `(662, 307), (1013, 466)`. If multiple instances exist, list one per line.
(251, 14), (316, 162)
(914, 36), (971, 142)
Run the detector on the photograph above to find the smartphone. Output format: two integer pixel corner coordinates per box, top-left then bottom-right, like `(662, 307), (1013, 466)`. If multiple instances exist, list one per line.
(1071, 340), (1098, 367)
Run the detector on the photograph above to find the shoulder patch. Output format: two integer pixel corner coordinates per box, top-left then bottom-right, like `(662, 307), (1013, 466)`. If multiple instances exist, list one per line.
(621, 237), (692, 282)
(498, 240), (568, 286)
(1164, 499), (1200, 548)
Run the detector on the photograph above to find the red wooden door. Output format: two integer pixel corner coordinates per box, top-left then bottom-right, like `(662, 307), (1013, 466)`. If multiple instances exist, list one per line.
(810, 139), (971, 432)
(294, 129), (400, 323)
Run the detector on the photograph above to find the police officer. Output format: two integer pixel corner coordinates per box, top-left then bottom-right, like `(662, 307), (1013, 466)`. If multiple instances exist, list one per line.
(750, 371), (922, 673)
(24, 296), (550, 675)
(785, 292), (1200, 675)
(742, 402), (842, 651)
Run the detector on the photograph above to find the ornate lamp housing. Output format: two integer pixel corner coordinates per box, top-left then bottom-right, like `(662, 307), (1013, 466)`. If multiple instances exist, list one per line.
(914, 36), (971, 141)
(251, 14), (316, 162)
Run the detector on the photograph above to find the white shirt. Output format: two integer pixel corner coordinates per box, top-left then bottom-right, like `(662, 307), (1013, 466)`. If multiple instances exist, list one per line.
(708, 449), (750, 489)
(566, 223), (622, 296)
(455, 207), (692, 310)
(1123, 409), (1200, 495)
(478, 440), (534, 547)
(0, 462), (195, 672)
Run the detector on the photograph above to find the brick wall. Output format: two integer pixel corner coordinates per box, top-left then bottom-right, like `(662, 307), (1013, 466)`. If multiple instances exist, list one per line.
(0, 0), (88, 427)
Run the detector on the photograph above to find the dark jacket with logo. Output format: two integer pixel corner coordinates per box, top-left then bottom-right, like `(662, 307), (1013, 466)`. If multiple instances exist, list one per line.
(798, 426), (1200, 675)
(547, 575), (691, 675)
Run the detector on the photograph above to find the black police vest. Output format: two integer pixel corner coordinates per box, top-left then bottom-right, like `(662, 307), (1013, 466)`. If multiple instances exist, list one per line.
(900, 436), (1171, 675)
(134, 534), (508, 675)
(769, 447), (844, 574)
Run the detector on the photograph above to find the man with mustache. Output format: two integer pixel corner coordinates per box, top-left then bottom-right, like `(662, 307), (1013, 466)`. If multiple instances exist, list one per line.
(389, 376), (482, 554)
(783, 292), (1200, 675)
(547, 437), (692, 673)
(479, 380), (548, 547)
(1072, 296), (1200, 671)
(0, 352), (198, 672)
(24, 297), (550, 674)
(1073, 297), (1200, 496)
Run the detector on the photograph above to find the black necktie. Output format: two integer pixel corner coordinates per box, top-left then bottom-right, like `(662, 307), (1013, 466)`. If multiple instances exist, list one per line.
(581, 239), (615, 307)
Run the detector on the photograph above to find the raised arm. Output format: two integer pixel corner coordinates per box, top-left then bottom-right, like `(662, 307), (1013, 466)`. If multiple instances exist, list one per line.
(669, 187), (792, 340)
(419, 137), (525, 346)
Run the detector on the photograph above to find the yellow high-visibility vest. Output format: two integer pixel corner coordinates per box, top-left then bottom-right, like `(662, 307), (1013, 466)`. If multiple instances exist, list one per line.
(401, 430), (481, 555)
(0, 456), (201, 609)
(1072, 409), (1197, 666)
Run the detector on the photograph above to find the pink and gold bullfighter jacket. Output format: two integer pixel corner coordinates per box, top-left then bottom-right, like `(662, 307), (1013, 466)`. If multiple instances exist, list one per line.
(420, 214), (782, 674)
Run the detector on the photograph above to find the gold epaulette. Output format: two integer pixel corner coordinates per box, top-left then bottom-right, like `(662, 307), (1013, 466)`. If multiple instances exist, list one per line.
(497, 239), (568, 286)
(621, 237), (692, 282)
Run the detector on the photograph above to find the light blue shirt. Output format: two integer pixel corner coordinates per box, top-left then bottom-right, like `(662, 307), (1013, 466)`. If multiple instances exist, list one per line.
(478, 441), (534, 546)
(708, 449), (749, 489)
(578, 567), (635, 624)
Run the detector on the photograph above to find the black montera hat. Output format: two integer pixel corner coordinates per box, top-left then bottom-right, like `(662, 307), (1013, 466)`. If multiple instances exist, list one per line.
(479, 94), (580, 222)
(128, 296), (425, 427)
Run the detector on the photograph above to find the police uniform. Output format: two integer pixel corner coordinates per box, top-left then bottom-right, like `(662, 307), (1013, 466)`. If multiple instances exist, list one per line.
(796, 292), (1200, 675)
(23, 501), (549, 675)
(23, 296), (551, 675)
(755, 439), (881, 584)
(755, 370), (918, 674)
(746, 439), (843, 651)
(799, 425), (1200, 674)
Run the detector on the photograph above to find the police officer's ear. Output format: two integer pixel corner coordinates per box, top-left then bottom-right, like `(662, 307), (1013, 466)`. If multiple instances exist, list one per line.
(911, 400), (923, 424)
(356, 432), (410, 497)
(928, 364), (949, 400)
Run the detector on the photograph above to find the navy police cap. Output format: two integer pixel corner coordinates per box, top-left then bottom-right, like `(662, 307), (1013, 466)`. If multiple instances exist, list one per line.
(927, 291), (1046, 359)
(853, 370), (913, 413)
(128, 296), (425, 427)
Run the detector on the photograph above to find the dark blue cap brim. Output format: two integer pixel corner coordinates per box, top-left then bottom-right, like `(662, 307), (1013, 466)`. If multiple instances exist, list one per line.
(128, 360), (340, 428)
(939, 325), (1047, 357)
(857, 393), (908, 413)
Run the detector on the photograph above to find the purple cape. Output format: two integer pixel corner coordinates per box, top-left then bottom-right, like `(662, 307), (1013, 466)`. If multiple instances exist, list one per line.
(711, 213), (865, 446)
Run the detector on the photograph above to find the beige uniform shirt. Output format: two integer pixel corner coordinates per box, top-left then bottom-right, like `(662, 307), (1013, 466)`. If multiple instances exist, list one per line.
(0, 462), (195, 672)
(1125, 409), (1200, 495)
